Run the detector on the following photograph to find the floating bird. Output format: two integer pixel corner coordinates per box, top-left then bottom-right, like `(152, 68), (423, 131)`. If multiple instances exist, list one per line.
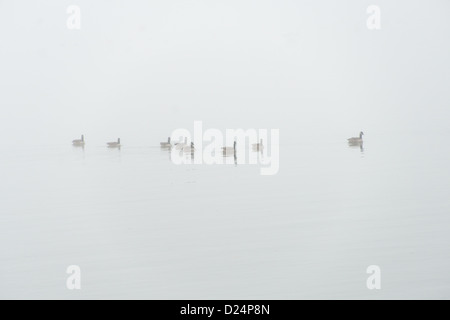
(222, 141), (237, 155)
(160, 137), (171, 148)
(252, 139), (264, 151)
(175, 137), (188, 150)
(348, 132), (364, 144)
(107, 138), (121, 148)
(182, 142), (195, 153)
(72, 135), (85, 146)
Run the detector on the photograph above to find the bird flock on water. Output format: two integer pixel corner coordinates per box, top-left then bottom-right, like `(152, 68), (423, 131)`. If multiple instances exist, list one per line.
(72, 132), (364, 151)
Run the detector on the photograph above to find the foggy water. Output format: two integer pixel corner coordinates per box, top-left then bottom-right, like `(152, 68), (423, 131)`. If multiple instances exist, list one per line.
(1, 0), (450, 300)
(1, 130), (450, 299)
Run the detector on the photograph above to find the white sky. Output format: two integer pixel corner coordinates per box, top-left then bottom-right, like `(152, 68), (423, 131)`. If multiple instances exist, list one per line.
(1, 0), (449, 146)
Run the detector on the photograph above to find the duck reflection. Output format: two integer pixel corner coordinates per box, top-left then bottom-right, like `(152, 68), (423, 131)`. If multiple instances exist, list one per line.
(348, 141), (364, 153)
(164, 146), (172, 160)
(72, 144), (85, 151)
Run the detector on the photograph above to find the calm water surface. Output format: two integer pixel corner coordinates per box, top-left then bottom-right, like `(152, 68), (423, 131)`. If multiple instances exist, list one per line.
(1, 131), (450, 299)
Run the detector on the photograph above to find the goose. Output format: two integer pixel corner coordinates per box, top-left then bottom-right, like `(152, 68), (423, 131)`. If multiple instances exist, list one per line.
(348, 132), (364, 144)
(175, 137), (188, 150)
(72, 135), (85, 146)
(252, 139), (264, 150)
(182, 142), (195, 153)
(160, 137), (171, 148)
(222, 141), (237, 155)
(107, 138), (121, 148)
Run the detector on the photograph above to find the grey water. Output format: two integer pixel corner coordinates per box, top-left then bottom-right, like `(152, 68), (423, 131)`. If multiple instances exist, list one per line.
(1, 129), (450, 299)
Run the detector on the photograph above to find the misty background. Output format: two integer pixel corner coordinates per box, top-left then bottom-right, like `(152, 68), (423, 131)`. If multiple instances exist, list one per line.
(1, 0), (449, 146)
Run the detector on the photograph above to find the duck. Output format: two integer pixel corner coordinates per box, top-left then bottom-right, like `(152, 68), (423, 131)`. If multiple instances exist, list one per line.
(175, 137), (188, 150)
(222, 141), (237, 155)
(182, 142), (195, 153)
(107, 138), (121, 148)
(160, 137), (171, 148)
(348, 132), (364, 144)
(72, 135), (85, 146)
(252, 139), (264, 151)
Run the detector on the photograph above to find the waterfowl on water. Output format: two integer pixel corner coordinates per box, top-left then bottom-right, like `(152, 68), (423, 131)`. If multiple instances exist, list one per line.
(175, 137), (188, 150)
(348, 132), (364, 144)
(252, 139), (263, 150)
(182, 142), (195, 153)
(160, 137), (171, 148)
(107, 138), (121, 148)
(72, 135), (85, 146)
(222, 141), (237, 155)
